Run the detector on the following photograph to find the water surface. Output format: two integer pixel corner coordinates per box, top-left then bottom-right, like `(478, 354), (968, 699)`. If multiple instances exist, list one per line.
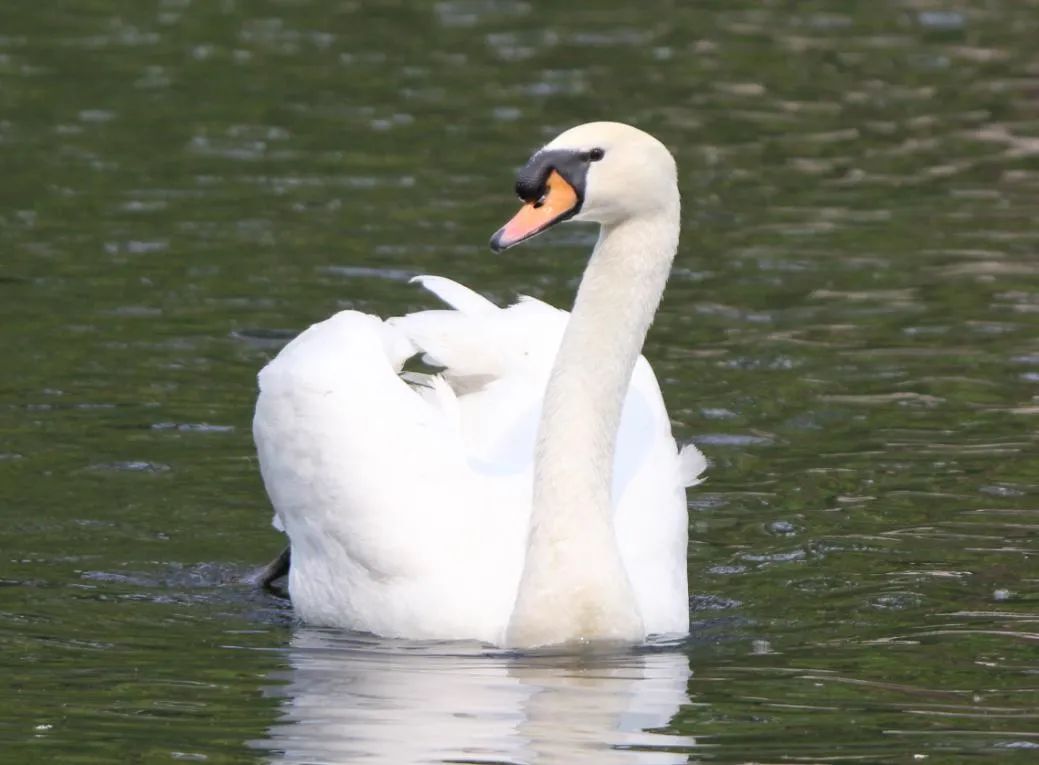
(2, 0), (1038, 762)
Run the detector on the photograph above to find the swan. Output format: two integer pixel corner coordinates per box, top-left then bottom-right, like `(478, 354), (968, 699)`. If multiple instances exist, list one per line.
(253, 121), (705, 647)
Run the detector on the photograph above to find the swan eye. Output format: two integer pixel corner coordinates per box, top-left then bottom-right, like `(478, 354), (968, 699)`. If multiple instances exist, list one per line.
(588, 147), (605, 162)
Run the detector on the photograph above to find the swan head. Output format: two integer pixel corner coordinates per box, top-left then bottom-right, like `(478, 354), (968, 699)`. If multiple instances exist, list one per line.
(490, 121), (678, 252)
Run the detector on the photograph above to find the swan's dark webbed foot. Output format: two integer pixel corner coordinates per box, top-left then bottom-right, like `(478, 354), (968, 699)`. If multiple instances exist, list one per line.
(252, 545), (291, 598)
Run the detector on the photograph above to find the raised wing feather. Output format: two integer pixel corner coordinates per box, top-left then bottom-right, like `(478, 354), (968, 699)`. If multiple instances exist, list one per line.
(410, 275), (498, 315)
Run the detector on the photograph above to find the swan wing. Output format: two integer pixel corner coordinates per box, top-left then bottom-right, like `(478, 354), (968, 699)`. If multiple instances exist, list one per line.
(253, 309), (526, 643)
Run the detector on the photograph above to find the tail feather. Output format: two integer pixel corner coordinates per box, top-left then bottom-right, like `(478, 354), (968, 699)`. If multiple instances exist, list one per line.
(678, 442), (707, 487)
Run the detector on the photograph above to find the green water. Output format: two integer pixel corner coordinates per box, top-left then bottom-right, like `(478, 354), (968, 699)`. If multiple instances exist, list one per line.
(2, 0), (1038, 762)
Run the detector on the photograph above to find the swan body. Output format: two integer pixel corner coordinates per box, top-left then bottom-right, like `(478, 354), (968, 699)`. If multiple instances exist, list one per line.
(254, 122), (705, 647)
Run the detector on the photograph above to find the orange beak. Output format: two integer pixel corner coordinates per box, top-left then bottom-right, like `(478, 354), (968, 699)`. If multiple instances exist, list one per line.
(490, 170), (580, 252)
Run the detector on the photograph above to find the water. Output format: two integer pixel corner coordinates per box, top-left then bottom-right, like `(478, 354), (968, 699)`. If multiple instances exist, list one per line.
(2, 0), (1038, 761)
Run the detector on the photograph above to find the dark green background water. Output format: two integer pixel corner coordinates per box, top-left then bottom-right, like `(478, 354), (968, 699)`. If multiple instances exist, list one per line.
(2, 1), (1037, 762)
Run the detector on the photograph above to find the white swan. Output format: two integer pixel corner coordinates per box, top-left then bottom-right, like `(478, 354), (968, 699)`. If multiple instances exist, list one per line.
(253, 121), (705, 647)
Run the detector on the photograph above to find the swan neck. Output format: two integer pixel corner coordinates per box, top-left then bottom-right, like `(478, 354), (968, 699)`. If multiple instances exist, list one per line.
(538, 215), (678, 500)
(506, 203), (680, 647)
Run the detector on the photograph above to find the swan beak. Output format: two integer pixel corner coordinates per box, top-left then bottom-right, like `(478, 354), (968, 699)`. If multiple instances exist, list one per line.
(490, 170), (580, 252)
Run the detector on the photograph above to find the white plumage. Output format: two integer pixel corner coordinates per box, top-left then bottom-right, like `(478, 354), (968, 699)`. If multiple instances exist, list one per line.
(253, 122), (705, 647)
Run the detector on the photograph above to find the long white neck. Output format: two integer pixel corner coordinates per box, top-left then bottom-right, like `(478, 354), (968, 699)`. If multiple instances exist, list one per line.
(506, 202), (680, 647)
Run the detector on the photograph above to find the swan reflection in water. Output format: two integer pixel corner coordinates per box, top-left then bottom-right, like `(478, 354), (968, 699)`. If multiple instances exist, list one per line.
(255, 629), (696, 764)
